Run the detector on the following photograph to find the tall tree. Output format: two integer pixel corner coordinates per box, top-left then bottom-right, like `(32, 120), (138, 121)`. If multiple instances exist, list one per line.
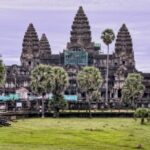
(101, 29), (115, 102)
(50, 67), (68, 117)
(77, 66), (103, 118)
(122, 73), (145, 108)
(30, 64), (54, 118)
(0, 59), (5, 87)
(0, 58), (5, 96)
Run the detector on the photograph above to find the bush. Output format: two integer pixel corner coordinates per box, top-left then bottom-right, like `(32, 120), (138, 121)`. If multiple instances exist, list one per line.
(134, 108), (150, 125)
(49, 94), (67, 118)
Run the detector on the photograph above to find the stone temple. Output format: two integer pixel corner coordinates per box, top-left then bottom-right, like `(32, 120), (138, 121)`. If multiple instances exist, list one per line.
(2, 6), (150, 103)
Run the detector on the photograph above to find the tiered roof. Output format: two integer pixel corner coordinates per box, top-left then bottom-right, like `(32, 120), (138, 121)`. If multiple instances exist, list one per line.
(21, 23), (39, 58)
(67, 6), (92, 50)
(39, 33), (51, 60)
(115, 24), (133, 54)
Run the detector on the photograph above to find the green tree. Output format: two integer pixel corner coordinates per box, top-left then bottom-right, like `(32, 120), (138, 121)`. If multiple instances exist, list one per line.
(147, 109), (150, 122)
(30, 64), (54, 118)
(134, 108), (149, 125)
(49, 94), (67, 117)
(0, 58), (5, 87)
(101, 29), (115, 102)
(77, 66), (103, 118)
(50, 67), (68, 117)
(122, 73), (145, 108)
(90, 90), (101, 102)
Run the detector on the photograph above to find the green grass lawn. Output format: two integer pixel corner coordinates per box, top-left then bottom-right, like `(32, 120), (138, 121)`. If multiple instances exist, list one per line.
(0, 118), (150, 150)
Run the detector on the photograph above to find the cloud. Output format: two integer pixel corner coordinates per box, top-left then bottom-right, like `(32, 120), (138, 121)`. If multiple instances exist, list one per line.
(3, 56), (20, 65)
(136, 64), (150, 73)
(0, 0), (150, 12)
(0, 0), (150, 72)
(0, 37), (19, 41)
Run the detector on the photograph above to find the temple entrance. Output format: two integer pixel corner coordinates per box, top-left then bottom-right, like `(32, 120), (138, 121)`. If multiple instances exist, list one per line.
(118, 89), (122, 98)
(28, 61), (31, 66)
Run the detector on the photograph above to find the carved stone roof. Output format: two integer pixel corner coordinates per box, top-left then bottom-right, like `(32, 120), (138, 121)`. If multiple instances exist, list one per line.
(115, 24), (133, 54)
(67, 6), (93, 51)
(21, 23), (39, 59)
(39, 33), (51, 60)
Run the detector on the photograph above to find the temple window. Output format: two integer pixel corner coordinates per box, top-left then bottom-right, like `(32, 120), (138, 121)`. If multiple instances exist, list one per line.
(122, 61), (125, 65)
(28, 61), (31, 66)
(118, 89), (122, 98)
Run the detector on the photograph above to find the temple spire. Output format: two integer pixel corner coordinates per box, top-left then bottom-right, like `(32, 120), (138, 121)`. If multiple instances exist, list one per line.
(67, 6), (98, 53)
(21, 23), (39, 70)
(39, 33), (51, 64)
(115, 23), (133, 53)
(77, 6), (84, 14)
(115, 24), (135, 67)
(22, 23), (39, 53)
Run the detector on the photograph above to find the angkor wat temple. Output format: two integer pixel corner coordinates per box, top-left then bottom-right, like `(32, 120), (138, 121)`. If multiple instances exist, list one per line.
(3, 6), (150, 102)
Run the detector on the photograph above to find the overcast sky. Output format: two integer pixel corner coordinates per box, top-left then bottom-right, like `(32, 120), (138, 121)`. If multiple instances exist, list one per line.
(0, 0), (150, 72)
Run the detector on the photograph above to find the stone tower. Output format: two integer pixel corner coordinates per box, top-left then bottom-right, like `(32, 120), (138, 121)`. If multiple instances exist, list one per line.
(115, 24), (135, 68)
(39, 33), (51, 64)
(21, 23), (39, 71)
(113, 24), (136, 99)
(67, 6), (99, 53)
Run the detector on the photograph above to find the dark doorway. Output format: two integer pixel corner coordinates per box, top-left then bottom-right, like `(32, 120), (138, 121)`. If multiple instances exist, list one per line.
(28, 61), (31, 66)
(118, 89), (122, 98)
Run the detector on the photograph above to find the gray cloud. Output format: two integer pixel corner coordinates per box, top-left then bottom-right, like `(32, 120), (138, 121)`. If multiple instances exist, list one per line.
(0, 0), (150, 12)
(0, 0), (150, 72)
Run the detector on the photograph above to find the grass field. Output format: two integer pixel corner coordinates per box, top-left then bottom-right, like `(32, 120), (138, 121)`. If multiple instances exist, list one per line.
(0, 118), (150, 150)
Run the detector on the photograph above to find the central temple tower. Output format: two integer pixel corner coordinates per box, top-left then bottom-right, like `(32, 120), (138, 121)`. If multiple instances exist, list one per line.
(67, 6), (100, 54)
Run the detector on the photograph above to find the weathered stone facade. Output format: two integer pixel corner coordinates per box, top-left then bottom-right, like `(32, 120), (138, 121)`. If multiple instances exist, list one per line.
(3, 6), (150, 102)
(67, 6), (99, 54)
(21, 23), (39, 71)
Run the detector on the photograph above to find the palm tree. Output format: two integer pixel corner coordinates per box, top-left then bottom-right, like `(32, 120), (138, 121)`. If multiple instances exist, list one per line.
(77, 66), (103, 118)
(30, 64), (54, 118)
(0, 58), (5, 96)
(101, 29), (115, 102)
(0, 58), (5, 87)
(50, 66), (68, 117)
(122, 73), (145, 108)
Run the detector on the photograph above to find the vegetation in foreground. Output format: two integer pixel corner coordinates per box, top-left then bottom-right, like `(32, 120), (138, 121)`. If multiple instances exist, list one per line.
(0, 118), (150, 150)
(30, 65), (68, 118)
(77, 66), (103, 118)
(134, 108), (150, 124)
(101, 28), (115, 102)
